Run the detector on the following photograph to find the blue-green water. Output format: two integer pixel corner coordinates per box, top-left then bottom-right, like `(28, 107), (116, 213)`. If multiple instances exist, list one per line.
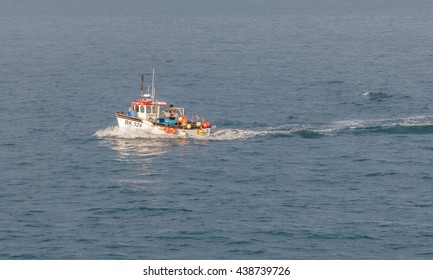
(2, 0), (433, 259)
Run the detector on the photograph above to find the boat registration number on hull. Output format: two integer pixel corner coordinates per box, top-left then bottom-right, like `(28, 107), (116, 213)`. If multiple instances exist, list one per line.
(125, 120), (142, 128)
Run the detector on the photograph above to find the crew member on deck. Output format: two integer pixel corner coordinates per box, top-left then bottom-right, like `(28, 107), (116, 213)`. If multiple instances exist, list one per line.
(169, 104), (177, 119)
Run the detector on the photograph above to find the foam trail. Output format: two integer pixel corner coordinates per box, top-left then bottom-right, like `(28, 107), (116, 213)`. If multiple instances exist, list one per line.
(208, 128), (275, 140)
(95, 115), (433, 142)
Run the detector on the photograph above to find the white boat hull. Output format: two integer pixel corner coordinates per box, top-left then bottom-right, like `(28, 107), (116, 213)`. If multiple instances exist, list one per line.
(116, 113), (211, 137)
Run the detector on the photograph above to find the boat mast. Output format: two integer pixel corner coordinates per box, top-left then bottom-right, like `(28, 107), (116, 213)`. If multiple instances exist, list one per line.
(140, 74), (144, 97)
(151, 68), (156, 101)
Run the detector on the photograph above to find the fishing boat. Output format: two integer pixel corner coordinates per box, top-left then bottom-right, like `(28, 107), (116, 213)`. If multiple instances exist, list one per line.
(116, 69), (212, 137)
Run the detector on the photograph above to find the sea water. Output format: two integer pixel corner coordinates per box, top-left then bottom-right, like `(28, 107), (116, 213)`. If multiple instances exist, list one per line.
(1, 0), (433, 259)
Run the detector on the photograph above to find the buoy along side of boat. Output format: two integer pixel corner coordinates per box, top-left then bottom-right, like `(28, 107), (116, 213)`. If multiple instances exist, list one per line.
(115, 69), (212, 137)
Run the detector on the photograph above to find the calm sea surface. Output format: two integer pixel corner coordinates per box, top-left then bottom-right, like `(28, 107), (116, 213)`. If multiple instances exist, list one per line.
(2, 0), (433, 259)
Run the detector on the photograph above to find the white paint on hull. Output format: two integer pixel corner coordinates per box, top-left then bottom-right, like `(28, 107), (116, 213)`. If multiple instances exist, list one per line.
(116, 115), (211, 137)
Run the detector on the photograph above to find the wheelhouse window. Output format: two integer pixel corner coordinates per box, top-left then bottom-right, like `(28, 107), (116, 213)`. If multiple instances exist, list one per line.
(140, 106), (144, 113)
(146, 106), (152, 114)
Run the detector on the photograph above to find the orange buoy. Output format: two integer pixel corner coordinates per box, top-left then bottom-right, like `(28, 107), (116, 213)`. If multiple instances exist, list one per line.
(164, 127), (170, 133)
(182, 118), (188, 125)
(171, 128), (177, 134)
(202, 122), (211, 128)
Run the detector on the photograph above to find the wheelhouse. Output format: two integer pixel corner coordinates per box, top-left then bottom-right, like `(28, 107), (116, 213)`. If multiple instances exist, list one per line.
(128, 99), (167, 121)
